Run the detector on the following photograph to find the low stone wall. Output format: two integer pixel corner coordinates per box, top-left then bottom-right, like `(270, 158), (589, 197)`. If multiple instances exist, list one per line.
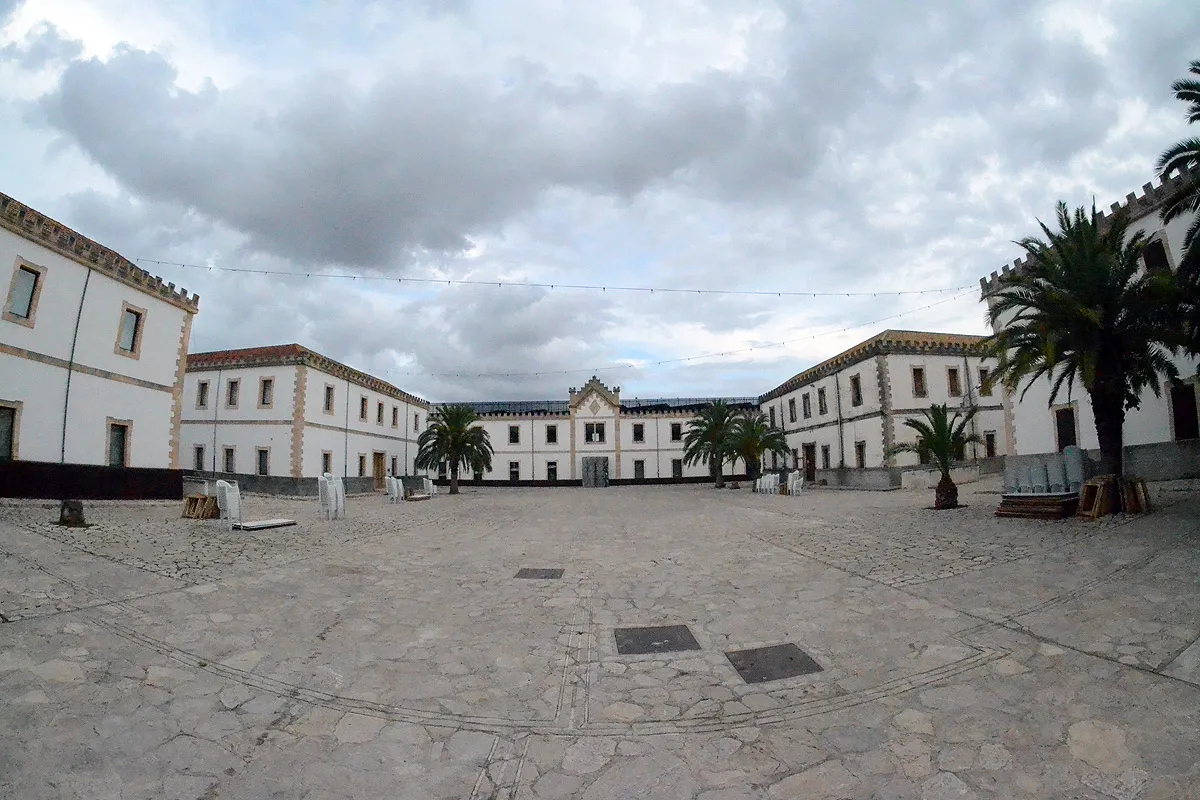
(811, 467), (902, 490)
(1122, 439), (1200, 481)
(182, 472), (377, 497)
(900, 464), (980, 491)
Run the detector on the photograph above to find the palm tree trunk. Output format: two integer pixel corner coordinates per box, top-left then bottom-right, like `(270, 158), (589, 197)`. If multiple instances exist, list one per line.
(450, 466), (460, 495)
(712, 458), (725, 488)
(934, 474), (958, 509)
(1089, 383), (1126, 479)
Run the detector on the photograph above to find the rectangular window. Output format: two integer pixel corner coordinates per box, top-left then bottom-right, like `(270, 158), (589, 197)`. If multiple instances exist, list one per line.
(5, 264), (41, 322)
(376, 402), (384, 424)
(671, 459), (683, 478)
(359, 396), (368, 421)
(912, 367), (927, 398)
(116, 305), (143, 355)
(633, 459), (645, 480)
(547, 461), (558, 481)
(438, 461), (448, 480)
(788, 398), (797, 423)
(259, 378), (274, 408)
(358, 455), (367, 477)
(392, 406), (399, 427)
(226, 379), (240, 408)
(1170, 384), (1199, 441)
(223, 447), (235, 473)
(820, 444), (830, 470)
(947, 368), (962, 397)
(413, 413), (420, 432)
(509, 461), (520, 482)
(193, 445), (205, 471)
(771, 451), (778, 469)
(323, 385), (335, 413)
(391, 456), (398, 475)
(196, 381), (209, 409)
(817, 388), (828, 415)
(632, 423), (644, 443)
(984, 431), (997, 459)
(850, 375), (863, 407)
(1143, 240), (1170, 273)
(978, 368), (993, 397)
(321, 452), (333, 474)
(586, 422), (606, 443)
(802, 394), (811, 419)
(792, 448), (799, 469)
(256, 448), (269, 476)
(670, 422), (682, 441)
(769, 407), (776, 427)
(509, 425), (520, 444)
(854, 440), (866, 469)
(546, 424), (558, 444)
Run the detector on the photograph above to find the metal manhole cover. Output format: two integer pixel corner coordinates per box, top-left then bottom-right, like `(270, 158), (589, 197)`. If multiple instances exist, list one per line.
(725, 643), (823, 683)
(614, 624), (701, 655)
(514, 568), (565, 579)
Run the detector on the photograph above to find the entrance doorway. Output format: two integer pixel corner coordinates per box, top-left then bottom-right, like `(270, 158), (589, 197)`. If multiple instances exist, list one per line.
(1054, 407), (1077, 451)
(802, 443), (816, 483)
(372, 452), (386, 490)
(582, 456), (609, 488)
(1171, 384), (1199, 441)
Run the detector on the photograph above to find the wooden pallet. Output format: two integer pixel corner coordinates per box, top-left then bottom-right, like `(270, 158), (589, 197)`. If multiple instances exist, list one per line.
(994, 493), (1079, 519)
(1077, 476), (1115, 520)
(182, 494), (219, 519)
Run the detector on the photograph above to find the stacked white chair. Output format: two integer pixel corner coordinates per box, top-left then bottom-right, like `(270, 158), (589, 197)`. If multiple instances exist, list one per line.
(215, 479), (242, 531)
(423, 477), (436, 496)
(385, 476), (400, 503)
(788, 473), (805, 496)
(318, 472), (346, 519)
(332, 475), (347, 518)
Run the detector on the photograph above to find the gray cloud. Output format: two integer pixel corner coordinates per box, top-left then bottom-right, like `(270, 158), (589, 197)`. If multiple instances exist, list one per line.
(0, 22), (80, 70)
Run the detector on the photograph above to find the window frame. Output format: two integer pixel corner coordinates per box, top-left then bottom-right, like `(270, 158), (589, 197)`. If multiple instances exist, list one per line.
(258, 377), (274, 409)
(671, 458), (683, 478)
(0, 399), (23, 461)
(3, 259), (46, 328)
(376, 401), (384, 425)
(911, 366), (928, 398)
(584, 422), (606, 444)
(788, 398), (797, 423)
(225, 379), (240, 409)
(820, 444), (830, 470)
(669, 422), (682, 442)
(391, 406), (399, 428)
(196, 380), (210, 410)
(321, 451), (333, 475)
(849, 375), (863, 407)
(1142, 235), (1173, 273)
(509, 424), (521, 445)
(802, 393), (811, 419)
(113, 301), (147, 359)
(509, 461), (520, 482)
(854, 440), (866, 469)
(391, 456), (399, 475)
(632, 423), (645, 443)
(193, 444), (205, 472)
(359, 396), (368, 421)
(546, 424), (558, 444)
(255, 447), (270, 476)
(222, 446), (236, 473)
(947, 367), (962, 398)
(547, 461), (558, 481)
(323, 384), (336, 415)
(817, 388), (828, 416)
(358, 454), (367, 477)
(984, 431), (997, 459)
(978, 368), (993, 397)
(106, 418), (132, 467)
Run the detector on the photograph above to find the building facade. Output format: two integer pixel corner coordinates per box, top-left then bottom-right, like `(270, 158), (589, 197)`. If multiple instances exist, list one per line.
(181, 345), (430, 488)
(759, 330), (1007, 489)
(980, 169), (1200, 479)
(0, 191), (198, 469)
(460, 377), (757, 484)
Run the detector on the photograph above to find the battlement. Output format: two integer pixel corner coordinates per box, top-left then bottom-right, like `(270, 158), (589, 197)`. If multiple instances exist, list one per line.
(0, 191), (200, 312)
(978, 166), (1198, 296)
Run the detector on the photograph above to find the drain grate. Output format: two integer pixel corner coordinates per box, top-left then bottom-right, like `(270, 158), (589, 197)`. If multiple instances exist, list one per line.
(725, 643), (823, 683)
(514, 568), (564, 579)
(614, 624), (701, 655)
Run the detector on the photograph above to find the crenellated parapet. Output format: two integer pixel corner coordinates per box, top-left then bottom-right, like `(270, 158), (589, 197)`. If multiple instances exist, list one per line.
(0, 191), (200, 312)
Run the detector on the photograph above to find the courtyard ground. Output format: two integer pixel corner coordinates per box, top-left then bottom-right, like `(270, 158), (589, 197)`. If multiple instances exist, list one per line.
(2, 478), (1199, 799)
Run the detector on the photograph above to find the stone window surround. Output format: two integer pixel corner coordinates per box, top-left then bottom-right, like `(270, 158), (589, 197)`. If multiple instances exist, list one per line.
(193, 444), (206, 471)
(978, 367), (993, 397)
(854, 439), (867, 469)
(585, 422), (606, 444)
(946, 366), (963, 398)
(390, 456), (398, 475)
(1168, 376), (1200, 441)
(788, 398), (797, 422)
(255, 446), (270, 476)
(1142, 231), (1175, 273)
(357, 453), (367, 477)
(257, 377), (274, 409)
(413, 412), (420, 432)
(113, 301), (147, 360)
(3, 258), (46, 328)
(1050, 401), (1081, 452)
(106, 416), (133, 467)
(391, 405), (399, 428)
(911, 365), (928, 398)
(509, 424), (520, 444)
(321, 450), (333, 474)
(849, 374), (863, 407)
(323, 384), (336, 415)
(509, 461), (520, 480)
(376, 401), (385, 426)
(222, 445), (236, 473)
(196, 379), (210, 410)
(669, 422), (682, 441)
(546, 424), (558, 444)
(817, 387), (828, 415)
(225, 378), (240, 409)
(983, 430), (997, 458)
(802, 393), (811, 418)
(0, 398), (23, 460)
(632, 423), (644, 443)
(359, 395), (368, 422)
(546, 461), (558, 480)
(820, 444), (831, 469)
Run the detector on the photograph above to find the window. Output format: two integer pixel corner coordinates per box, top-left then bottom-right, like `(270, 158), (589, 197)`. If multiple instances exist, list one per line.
(670, 422), (682, 441)
(788, 399), (797, 423)
(258, 378), (274, 408)
(1054, 407), (1077, 451)
(414, 413), (420, 432)
(509, 425), (520, 444)
(771, 451), (778, 469)
(912, 367), (927, 398)
(978, 368), (993, 397)
(769, 407), (776, 427)
(358, 455), (367, 477)
(546, 424), (558, 444)
(509, 461), (520, 482)
(547, 461), (558, 481)
(256, 448), (270, 476)
(196, 381), (210, 409)
(115, 304), (144, 357)
(633, 459), (645, 480)
(193, 445), (205, 471)
(850, 375), (863, 407)
(947, 368), (962, 397)
(802, 394), (811, 419)
(671, 459), (683, 478)
(854, 440), (866, 469)
(4, 262), (44, 326)
(323, 385), (335, 414)
(1170, 384), (1199, 441)
(391, 456), (398, 475)
(377, 402), (384, 425)
(791, 448), (799, 469)
(359, 396), (368, 421)
(632, 423), (644, 443)
(223, 447), (235, 473)
(226, 379), (240, 408)
(817, 388), (827, 415)
(107, 420), (130, 467)
(585, 422), (605, 443)
(1143, 239), (1170, 273)
(820, 444), (830, 470)
(392, 406), (399, 428)
(438, 461), (448, 480)
(321, 451), (332, 474)
(984, 431), (997, 459)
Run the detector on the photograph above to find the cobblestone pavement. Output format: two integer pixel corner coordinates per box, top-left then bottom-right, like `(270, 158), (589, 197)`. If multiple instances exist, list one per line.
(2, 479), (1199, 799)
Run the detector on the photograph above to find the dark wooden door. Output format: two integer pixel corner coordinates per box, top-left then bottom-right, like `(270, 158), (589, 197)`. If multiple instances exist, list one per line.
(1172, 384), (1199, 440)
(802, 443), (816, 483)
(582, 457), (609, 488)
(1055, 408), (1077, 451)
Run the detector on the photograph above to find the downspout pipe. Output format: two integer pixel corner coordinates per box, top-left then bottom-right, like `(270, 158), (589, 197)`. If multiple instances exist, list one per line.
(343, 379), (350, 478)
(834, 378), (846, 468)
(61, 270), (91, 463)
(212, 367), (222, 473)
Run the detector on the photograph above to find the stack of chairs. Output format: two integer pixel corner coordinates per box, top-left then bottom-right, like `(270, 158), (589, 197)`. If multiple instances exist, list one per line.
(385, 476), (401, 503)
(318, 473), (347, 519)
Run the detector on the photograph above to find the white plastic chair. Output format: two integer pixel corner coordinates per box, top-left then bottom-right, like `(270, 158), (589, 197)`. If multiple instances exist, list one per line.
(789, 473), (804, 495)
(216, 479), (242, 531)
(386, 476), (400, 503)
(423, 477), (435, 497)
(332, 475), (347, 518)
(318, 474), (334, 519)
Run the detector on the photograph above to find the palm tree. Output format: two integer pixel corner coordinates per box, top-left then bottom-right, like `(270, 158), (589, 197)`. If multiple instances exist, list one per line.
(730, 411), (790, 483)
(414, 405), (494, 495)
(983, 202), (1184, 478)
(1156, 59), (1200, 283)
(682, 400), (738, 487)
(887, 404), (983, 510)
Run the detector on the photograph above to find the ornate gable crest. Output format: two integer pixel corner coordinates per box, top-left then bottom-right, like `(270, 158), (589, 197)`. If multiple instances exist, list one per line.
(569, 375), (621, 411)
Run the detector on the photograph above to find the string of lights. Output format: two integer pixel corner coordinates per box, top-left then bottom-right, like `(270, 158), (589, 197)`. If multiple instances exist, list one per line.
(135, 257), (972, 299)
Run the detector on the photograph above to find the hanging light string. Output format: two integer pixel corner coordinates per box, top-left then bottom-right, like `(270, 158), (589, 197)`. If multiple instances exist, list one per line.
(135, 256), (972, 299)
(374, 289), (978, 380)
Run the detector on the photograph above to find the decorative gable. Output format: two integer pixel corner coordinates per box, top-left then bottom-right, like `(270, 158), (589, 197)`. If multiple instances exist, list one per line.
(569, 376), (621, 414)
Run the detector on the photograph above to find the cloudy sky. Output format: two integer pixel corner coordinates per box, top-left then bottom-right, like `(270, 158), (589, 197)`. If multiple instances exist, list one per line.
(1, 1), (1196, 401)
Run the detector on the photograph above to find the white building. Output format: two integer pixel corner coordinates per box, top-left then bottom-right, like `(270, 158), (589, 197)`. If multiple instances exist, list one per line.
(759, 330), (1007, 489)
(980, 169), (1200, 479)
(181, 344), (430, 490)
(459, 377), (758, 484)
(0, 190), (198, 470)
